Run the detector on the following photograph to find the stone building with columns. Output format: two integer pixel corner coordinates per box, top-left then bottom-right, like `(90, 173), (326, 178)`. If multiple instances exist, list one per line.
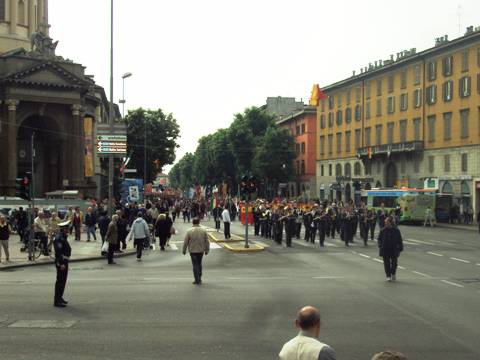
(0, 0), (119, 199)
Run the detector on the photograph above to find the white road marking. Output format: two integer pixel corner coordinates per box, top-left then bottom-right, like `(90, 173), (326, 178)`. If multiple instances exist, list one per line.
(441, 280), (464, 288)
(427, 251), (444, 257)
(358, 253), (370, 259)
(407, 238), (436, 245)
(325, 243), (338, 247)
(372, 258), (383, 263)
(412, 271), (431, 278)
(403, 241), (420, 246)
(312, 276), (345, 279)
(450, 257), (470, 264)
(398, 266), (407, 270)
(477, 263), (480, 266)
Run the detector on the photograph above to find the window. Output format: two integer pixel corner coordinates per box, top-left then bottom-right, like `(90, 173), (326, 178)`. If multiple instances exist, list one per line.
(444, 155), (450, 172)
(336, 164), (342, 176)
(426, 85), (437, 105)
(365, 127), (371, 146)
(477, 74), (480, 95)
(414, 158), (420, 173)
(328, 134), (333, 154)
(443, 112), (452, 140)
(328, 113), (334, 127)
(428, 61), (437, 81)
(461, 153), (468, 172)
(366, 102), (371, 119)
(355, 105), (362, 121)
(345, 108), (352, 123)
(320, 136), (325, 155)
(413, 118), (421, 141)
(387, 96), (395, 114)
(301, 160), (305, 175)
(400, 158), (406, 173)
(328, 96), (334, 110)
(375, 125), (382, 145)
(346, 90), (351, 105)
(376, 79), (382, 96)
(413, 89), (422, 108)
(443, 80), (453, 102)
(329, 164), (332, 176)
(376, 98), (382, 116)
(366, 82), (371, 99)
(321, 99), (325, 112)
(388, 74), (394, 93)
(428, 115), (436, 142)
(461, 50), (469, 72)
(18, 0), (26, 25)
(414, 65), (421, 85)
(345, 131), (351, 152)
(401, 70), (407, 89)
(355, 87), (361, 103)
(387, 122), (394, 144)
(336, 133), (342, 153)
(336, 110), (343, 126)
(301, 142), (306, 154)
(321, 165), (324, 176)
(460, 109), (470, 138)
(399, 120), (407, 142)
(320, 115), (326, 129)
(337, 94), (342, 107)
(459, 76), (471, 98)
(354, 162), (361, 176)
(428, 156), (435, 173)
(296, 126), (301, 135)
(301, 123), (306, 134)
(355, 129), (361, 149)
(296, 161), (300, 175)
(400, 93), (408, 111)
(295, 143), (300, 155)
(345, 163), (352, 177)
(442, 56), (453, 76)
(0, 1), (5, 21)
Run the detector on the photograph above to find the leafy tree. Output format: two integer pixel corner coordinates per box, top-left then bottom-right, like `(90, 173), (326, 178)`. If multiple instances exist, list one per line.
(125, 108), (180, 182)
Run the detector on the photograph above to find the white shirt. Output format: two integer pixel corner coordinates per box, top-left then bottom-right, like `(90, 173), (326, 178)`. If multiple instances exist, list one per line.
(222, 209), (231, 223)
(279, 332), (335, 360)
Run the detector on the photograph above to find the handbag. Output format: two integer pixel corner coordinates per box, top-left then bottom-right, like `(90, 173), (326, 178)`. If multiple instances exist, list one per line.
(170, 226), (176, 236)
(101, 240), (109, 254)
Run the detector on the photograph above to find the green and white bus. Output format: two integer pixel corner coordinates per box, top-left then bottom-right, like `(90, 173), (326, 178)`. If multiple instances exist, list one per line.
(365, 189), (436, 222)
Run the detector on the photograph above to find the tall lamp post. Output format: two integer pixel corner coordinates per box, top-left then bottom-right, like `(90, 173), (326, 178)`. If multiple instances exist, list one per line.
(108, 0), (114, 218)
(119, 72), (132, 118)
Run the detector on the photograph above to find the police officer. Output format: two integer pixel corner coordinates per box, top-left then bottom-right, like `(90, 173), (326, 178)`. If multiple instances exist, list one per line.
(53, 220), (72, 308)
(253, 206), (261, 236)
(318, 209), (328, 247)
(284, 209), (296, 247)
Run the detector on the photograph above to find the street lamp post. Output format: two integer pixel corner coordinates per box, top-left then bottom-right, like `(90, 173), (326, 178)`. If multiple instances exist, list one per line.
(108, 0), (114, 218)
(120, 72), (132, 118)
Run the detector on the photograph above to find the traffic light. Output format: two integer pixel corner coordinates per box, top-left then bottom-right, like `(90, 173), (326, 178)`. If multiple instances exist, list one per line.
(248, 176), (257, 194)
(15, 172), (31, 201)
(240, 175), (248, 195)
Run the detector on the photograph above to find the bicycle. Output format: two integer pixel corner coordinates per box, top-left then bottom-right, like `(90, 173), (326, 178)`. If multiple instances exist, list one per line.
(21, 230), (54, 260)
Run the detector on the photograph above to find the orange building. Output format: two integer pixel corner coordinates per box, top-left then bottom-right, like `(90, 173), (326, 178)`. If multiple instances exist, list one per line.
(277, 106), (317, 198)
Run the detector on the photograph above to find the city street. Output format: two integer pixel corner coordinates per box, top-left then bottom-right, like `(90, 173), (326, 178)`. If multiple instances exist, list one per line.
(1, 220), (479, 360)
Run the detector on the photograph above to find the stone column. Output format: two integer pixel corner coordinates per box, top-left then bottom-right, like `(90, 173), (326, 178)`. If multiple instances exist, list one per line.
(9, 0), (18, 35)
(28, 0), (36, 36)
(71, 104), (84, 187)
(6, 100), (19, 196)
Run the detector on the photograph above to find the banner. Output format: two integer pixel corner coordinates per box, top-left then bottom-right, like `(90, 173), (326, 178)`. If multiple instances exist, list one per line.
(84, 117), (94, 177)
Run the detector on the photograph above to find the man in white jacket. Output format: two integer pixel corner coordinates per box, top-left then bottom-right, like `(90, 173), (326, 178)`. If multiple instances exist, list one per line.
(129, 212), (150, 261)
(221, 207), (231, 239)
(279, 306), (336, 360)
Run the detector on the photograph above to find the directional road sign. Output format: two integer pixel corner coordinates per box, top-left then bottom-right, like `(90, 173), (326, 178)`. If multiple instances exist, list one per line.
(97, 135), (127, 155)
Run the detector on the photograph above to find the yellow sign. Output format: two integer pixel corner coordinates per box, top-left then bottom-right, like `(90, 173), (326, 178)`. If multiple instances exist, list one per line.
(84, 117), (94, 177)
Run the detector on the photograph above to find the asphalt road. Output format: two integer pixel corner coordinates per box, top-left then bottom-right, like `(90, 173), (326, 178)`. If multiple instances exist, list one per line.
(0, 220), (479, 360)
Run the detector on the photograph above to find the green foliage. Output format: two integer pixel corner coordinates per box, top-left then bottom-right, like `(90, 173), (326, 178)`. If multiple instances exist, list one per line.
(169, 106), (296, 197)
(125, 108), (180, 183)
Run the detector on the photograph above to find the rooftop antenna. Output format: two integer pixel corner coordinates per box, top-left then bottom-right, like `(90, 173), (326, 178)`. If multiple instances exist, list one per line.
(457, 4), (462, 37)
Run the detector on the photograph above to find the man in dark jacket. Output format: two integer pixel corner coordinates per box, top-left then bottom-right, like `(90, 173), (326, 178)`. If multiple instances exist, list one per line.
(377, 216), (403, 282)
(53, 221), (72, 307)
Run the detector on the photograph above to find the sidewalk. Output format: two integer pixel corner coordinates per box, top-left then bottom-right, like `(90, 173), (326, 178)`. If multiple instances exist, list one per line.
(202, 225), (265, 253)
(0, 232), (136, 271)
(436, 222), (479, 232)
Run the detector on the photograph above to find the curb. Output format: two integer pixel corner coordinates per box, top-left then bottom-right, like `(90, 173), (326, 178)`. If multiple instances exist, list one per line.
(207, 233), (265, 253)
(435, 224), (478, 232)
(0, 250), (137, 271)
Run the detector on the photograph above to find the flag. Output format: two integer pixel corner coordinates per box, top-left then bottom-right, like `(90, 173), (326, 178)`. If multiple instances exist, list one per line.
(309, 84), (328, 106)
(368, 147), (372, 159)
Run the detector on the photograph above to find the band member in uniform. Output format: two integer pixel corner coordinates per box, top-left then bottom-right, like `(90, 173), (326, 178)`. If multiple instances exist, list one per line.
(260, 207), (267, 238)
(253, 206), (261, 236)
(303, 209), (312, 241)
(265, 207), (272, 239)
(366, 207), (377, 243)
(294, 208), (302, 239)
(276, 208), (286, 245)
(358, 205), (368, 246)
(53, 221), (72, 308)
(318, 209), (328, 247)
(284, 209), (296, 247)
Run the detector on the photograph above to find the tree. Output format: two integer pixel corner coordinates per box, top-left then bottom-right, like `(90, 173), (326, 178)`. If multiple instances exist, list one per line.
(125, 108), (180, 182)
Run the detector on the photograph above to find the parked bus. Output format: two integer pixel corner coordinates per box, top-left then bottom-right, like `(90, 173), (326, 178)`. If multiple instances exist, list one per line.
(365, 188), (436, 222)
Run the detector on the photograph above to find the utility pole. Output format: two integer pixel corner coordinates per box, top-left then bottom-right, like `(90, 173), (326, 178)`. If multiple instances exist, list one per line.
(244, 193), (249, 249)
(28, 132), (35, 261)
(108, 0), (114, 218)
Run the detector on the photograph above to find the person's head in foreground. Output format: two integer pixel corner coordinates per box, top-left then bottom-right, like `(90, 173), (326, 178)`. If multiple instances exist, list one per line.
(371, 350), (407, 360)
(295, 306), (321, 338)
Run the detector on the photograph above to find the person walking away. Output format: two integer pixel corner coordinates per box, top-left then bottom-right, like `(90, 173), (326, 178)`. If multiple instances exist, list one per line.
(212, 205), (222, 232)
(53, 221), (72, 307)
(105, 214), (119, 265)
(84, 207), (97, 242)
(155, 213), (172, 251)
(98, 212), (110, 244)
(424, 206), (435, 227)
(15, 207), (28, 244)
(72, 207), (83, 241)
(366, 208), (376, 243)
(66, 207), (74, 235)
(279, 305), (337, 360)
(222, 206), (231, 239)
(0, 215), (11, 263)
(377, 203), (387, 230)
(182, 217), (210, 285)
(377, 216), (404, 282)
(116, 211), (128, 251)
(130, 212), (150, 261)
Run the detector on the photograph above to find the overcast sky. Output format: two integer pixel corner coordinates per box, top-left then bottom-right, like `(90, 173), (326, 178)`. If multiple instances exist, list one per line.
(50, 0), (480, 172)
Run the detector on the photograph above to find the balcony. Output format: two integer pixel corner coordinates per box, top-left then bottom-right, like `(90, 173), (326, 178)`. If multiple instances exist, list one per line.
(356, 141), (424, 158)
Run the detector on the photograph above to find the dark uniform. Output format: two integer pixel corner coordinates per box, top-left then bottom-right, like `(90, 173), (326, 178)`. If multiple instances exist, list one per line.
(53, 231), (71, 306)
(284, 213), (296, 247)
(366, 209), (377, 242)
(318, 211), (328, 247)
(303, 211), (312, 241)
(253, 208), (261, 236)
